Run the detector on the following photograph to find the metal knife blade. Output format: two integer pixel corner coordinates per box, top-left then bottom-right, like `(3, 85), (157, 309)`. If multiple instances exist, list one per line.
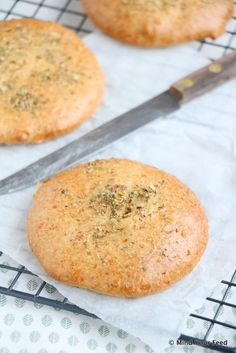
(0, 91), (180, 195)
(2, 48), (236, 195)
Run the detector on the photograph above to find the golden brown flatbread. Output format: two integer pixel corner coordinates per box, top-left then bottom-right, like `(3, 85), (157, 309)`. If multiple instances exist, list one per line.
(0, 19), (104, 144)
(28, 158), (208, 297)
(82, 0), (233, 47)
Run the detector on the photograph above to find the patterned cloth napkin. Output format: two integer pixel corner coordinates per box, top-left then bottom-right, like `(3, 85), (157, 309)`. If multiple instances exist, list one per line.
(0, 256), (235, 353)
(0, 254), (150, 353)
(0, 32), (236, 351)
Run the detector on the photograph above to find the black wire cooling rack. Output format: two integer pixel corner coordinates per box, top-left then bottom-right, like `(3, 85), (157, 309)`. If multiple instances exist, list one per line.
(0, 251), (235, 353)
(0, 0), (236, 352)
(0, 0), (93, 36)
(0, 251), (98, 319)
(179, 270), (236, 353)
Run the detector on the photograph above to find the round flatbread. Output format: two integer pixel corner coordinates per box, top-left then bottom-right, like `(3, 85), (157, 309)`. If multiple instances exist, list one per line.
(0, 19), (104, 144)
(82, 0), (233, 47)
(28, 158), (208, 297)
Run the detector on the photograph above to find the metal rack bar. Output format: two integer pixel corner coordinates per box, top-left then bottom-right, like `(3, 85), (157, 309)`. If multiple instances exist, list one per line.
(0, 285), (98, 319)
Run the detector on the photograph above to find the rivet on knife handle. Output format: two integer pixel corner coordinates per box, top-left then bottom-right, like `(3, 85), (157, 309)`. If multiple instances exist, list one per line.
(170, 50), (236, 103)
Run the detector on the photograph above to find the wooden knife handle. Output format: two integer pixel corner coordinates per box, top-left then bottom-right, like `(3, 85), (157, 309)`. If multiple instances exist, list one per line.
(170, 50), (236, 103)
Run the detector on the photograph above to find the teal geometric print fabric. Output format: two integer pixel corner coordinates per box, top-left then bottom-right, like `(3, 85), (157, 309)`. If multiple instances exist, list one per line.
(0, 292), (154, 353)
(0, 254), (153, 353)
(0, 254), (236, 353)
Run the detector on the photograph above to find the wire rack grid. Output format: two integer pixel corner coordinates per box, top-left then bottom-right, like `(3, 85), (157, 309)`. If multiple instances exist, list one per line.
(0, 0), (236, 352)
(0, 0), (236, 59)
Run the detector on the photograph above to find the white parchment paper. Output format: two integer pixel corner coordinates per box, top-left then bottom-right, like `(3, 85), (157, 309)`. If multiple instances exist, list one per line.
(0, 33), (236, 351)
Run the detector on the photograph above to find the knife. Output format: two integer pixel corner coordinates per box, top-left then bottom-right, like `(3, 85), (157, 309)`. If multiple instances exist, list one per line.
(1, 50), (236, 195)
